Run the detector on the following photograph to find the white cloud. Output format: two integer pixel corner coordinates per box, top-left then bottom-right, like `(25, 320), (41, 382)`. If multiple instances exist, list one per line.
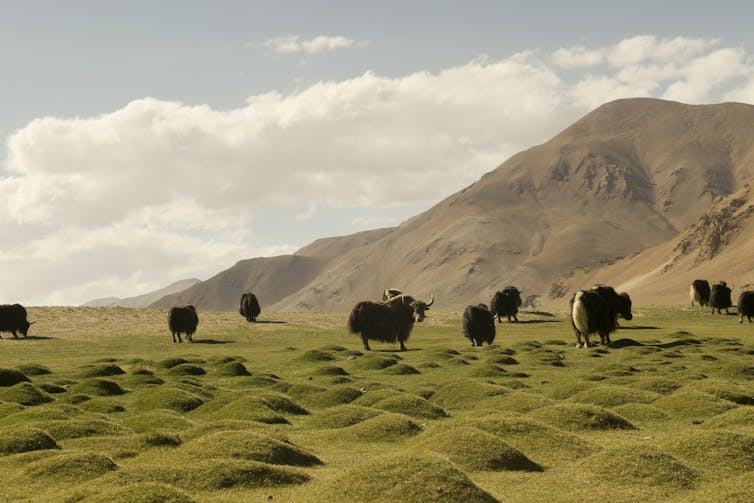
(261, 35), (360, 54)
(4, 35), (754, 305)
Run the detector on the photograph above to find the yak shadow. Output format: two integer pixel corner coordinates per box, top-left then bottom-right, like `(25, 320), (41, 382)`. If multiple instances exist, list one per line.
(1, 335), (57, 341)
(515, 319), (561, 324)
(521, 310), (557, 317)
(252, 320), (288, 324)
(654, 339), (702, 348)
(191, 339), (233, 345)
(618, 325), (660, 330)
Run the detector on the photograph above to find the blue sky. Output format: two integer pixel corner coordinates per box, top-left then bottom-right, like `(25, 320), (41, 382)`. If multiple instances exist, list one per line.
(2, 1), (754, 304)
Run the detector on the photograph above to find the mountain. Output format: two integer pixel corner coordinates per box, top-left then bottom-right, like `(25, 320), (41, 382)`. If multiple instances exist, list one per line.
(548, 183), (754, 305)
(151, 98), (754, 312)
(83, 278), (201, 308)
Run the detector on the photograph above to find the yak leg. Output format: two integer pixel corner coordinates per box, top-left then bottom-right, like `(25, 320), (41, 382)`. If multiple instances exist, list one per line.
(574, 330), (584, 348)
(12, 330), (18, 338)
(399, 341), (407, 351)
(361, 335), (371, 351)
(513, 314), (519, 322)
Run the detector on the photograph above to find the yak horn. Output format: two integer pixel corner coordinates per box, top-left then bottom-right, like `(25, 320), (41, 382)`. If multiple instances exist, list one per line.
(426, 294), (434, 307)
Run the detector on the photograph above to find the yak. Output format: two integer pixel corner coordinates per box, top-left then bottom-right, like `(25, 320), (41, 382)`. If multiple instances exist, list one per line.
(0, 304), (33, 338)
(239, 293), (261, 322)
(710, 282), (733, 314)
(168, 305), (199, 343)
(463, 304), (496, 346)
(738, 291), (754, 323)
(690, 279), (711, 307)
(490, 286), (523, 323)
(570, 285), (632, 348)
(347, 300), (415, 351)
(384, 293), (434, 322)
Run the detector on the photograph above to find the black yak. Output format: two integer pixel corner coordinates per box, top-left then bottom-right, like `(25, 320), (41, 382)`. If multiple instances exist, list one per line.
(239, 292), (261, 322)
(690, 279), (711, 307)
(710, 282), (733, 314)
(347, 301), (415, 351)
(168, 305), (199, 343)
(463, 304), (496, 346)
(384, 293), (434, 322)
(490, 286), (523, 323)
(0, 304), (33, 338)
(382, 288), (403, 301)
(570, 285), (633, 348)
(738, 291), (754, 323)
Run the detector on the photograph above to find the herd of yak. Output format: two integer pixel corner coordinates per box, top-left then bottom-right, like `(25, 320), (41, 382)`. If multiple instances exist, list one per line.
(0, 282), (752, 351)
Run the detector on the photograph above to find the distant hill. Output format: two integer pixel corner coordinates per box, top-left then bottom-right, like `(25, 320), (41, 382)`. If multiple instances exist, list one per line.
(149, 98), (754, 311)
(82, 278), (201, 308)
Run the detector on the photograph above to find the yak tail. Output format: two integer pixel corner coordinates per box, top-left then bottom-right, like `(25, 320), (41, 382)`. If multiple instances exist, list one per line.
(571, 291), (589, 335)
(347, 307), (361, 335)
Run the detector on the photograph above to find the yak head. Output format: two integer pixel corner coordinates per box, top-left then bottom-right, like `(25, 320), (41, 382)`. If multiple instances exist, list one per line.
(618, 292), (633, 321)
(20, 320), (34, 337)
(412, 294), (435, 322)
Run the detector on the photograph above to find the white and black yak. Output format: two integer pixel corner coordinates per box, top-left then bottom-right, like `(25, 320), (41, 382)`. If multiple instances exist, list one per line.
(168, 305), (199, 343)
(570, 285), (632, 348)
(689, 279), (711, 307)
(384, 293), (434, 322)
(382, 288), (403, 301)
(239, 292), (261, 322)
(347, 301), (415, 351)
(490, 286), (523, 323)
(463, 304), (496, 346)
(738, 291), (754, 323)
(0, 304), (33, 338)
(710, 281), (733, 314)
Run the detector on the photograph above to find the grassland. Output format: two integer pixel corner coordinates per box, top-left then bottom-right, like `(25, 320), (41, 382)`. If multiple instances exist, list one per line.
(0, 305), (753, 502)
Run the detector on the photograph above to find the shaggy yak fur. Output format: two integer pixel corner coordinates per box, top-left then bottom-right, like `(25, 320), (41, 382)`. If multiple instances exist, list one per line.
(168, 305), (199, 343)
(690, 279), (711, 307)
(463, 304), (496, 346)
(0, 304), (32, 338)
(239, 292), (261, 322)
(710, 282), (733, 314)
(382, 288), (403, 301)
(570, 284), (632, 348)
(384, 293), (434, 322)
(738, 291), (754, 323)
(490, 286), (523, 323)
(347, 301), (415, 351)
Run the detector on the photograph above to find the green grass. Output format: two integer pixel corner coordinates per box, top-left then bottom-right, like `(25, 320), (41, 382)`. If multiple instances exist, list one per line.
(1, 305), (754, 502)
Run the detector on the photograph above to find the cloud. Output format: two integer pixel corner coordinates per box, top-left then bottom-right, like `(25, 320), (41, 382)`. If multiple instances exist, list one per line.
(261, 35), (360, 54)
(3, 35), (754, 305)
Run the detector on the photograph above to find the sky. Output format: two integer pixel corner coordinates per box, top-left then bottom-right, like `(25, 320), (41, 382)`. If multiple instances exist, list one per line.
(3, 0), (754, 305)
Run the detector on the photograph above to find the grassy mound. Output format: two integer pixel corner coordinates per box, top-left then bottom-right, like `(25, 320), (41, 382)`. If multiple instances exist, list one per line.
(312, 365), (349, 376)
(0, 401), (24, 418)
(214, 361), (251, 376)
(257, 393), (309, 415)
(290, 385), (364, 408)
(410, 426), (543, 471)
(430, 379), (508, 408)
(485, 354), (519, 365)
(383, 363), (421, 375)
(527, 403), (635, 431)
(119, 459), (309, 491)
(298, 349), (336, 362)
(351, 388), (403, 407)
(628, 376), (683, 395)
(40, 418), (132, 440)
(78, 398), (126, 414)
(79, 364), (126, 377)
(306, 404), (384, 429)
(82, 482), (195, 503)
(661, 430), (754, 474)
(0, 426), (59, 455)
(206, 396), (289, 424)
(24, 451), (118, 482)
(343, 413), (422, 441)
(372, 394), (448, 419)
(478, 391), (553, 413)
(568, 385), (661, 407)
(143, 431), (182, 447)
(313, 451), (497, 502)
(547, 382), (593, 400)
(168, 364), (206, 376)
(468, 364), (508, 378)
(680, 378), (754, 405)
(349, 354), (398, 370)
(610, 403), (671, 423)
(574, 444), (698, 489)
(703, 406), (754, 429)
(122, 410), (194, 432)
(181, 430), (322, 466)
(37, 383), (67, 394)
(15, 363), (51, 376)
(0, 368), (31, 386)
(652, 390), (737, 419)
(319, 344), (348, 352)
(425, 348), (461, 360)
(0, 404), (82, 425)
(133, 388), (204, 413)
(474, 414), (598, 463)
(681, 471), (754, 503)
(72, 378), (127, 396)
(0, 382), (53, 405)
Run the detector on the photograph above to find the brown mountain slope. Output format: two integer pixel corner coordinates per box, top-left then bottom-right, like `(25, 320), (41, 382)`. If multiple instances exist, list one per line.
(549, 183), (754, 307)
(270, 98), (754, 311)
